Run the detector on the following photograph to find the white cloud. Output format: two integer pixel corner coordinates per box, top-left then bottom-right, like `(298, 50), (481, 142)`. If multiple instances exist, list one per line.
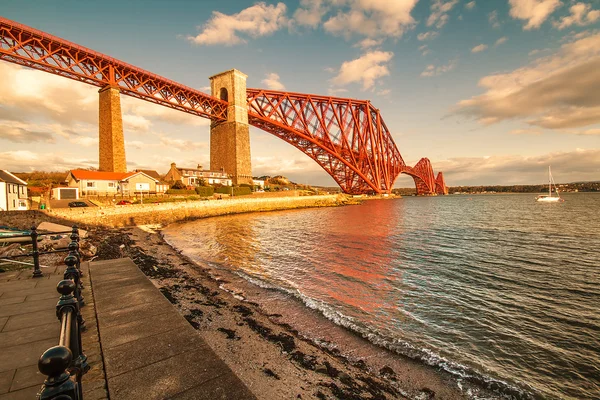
(465, 1), (476, 10)
(417, 31), (439, 41)
(419, 44), (431, 56)
(159, 136), (207, 152)
(420, 59), (457, 77)
(331, 50), (394, 90)
(323, 0), (419, 39)
(0, 124), (55, 143)
(454, 32), (600, 130)
(554, 2), (600, 30)
(354, 38), (383, 49)
(508, 0), (562, 30)
(187, 2), (288, 45)
(327, 87), (349, 96)
(377, 89), (391, 96)
(293, 0), (329, 28)
(0, 150), (96, 172)
(261, 73), (286, 90)
(495, 37), (508, 46)
(427, 0), (459, 29)
(488, 10), (501, 28)
(471, 44), (489, 53)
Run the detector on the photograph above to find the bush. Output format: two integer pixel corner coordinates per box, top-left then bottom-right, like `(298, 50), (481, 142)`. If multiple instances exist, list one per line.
(171, 181), (186, 189)
(215, 186), (252, 196)
(195, 186), (214, 196)
(165, 189), (196, 195)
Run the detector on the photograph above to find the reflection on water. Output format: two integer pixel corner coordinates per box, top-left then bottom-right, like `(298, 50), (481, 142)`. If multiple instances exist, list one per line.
(164, 193), (600, 399)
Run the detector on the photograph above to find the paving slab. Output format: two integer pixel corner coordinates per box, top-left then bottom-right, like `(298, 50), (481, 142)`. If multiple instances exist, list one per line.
(0, 297), (57, 318)
(0, 297), (25, 307)
(0, 338), (57, 373)
(100, 310), (187, 348)
(9, 365), (43, 392)
(90, 258), (256, 400)
(96, 299), (168, 328)
(107, 348), (224, 400)
(0, 384), (41, 399)
(1, 309), (58, 332)
(103, 325), (211, 378)
(0, 322), (60, 349)
(0, 370), (13, 395)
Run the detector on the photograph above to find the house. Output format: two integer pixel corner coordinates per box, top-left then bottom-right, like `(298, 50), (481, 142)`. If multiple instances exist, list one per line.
(134, 170), (170, 193)
(0, 170), (28, 211)
(252, 179), (265, 189)
(66, 170), (160, 196)
(164, 163), (232, 186)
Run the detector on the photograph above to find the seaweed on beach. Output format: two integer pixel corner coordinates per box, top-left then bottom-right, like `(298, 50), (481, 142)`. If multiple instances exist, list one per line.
(244, 317), (296, 353)
(262, 368), (280, 380)
(217, 327), (240, 340)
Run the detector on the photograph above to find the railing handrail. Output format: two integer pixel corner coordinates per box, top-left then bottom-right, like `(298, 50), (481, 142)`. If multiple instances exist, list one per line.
(37, 229), (89, 400)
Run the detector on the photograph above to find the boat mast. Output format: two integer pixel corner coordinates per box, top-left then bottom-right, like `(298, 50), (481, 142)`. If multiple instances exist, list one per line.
(549, 165), (552, 197)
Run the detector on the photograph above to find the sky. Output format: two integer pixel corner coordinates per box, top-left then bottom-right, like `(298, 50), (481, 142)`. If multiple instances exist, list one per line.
(1, 0), (599, 187)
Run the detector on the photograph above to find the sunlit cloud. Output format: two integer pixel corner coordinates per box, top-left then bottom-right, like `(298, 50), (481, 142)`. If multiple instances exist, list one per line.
(331, 50), (394, 90)
(508, 0), (562, 30)
(261, 73), (286, 90)
(454, 33), (600, 130)
(187, 2), (288, 45)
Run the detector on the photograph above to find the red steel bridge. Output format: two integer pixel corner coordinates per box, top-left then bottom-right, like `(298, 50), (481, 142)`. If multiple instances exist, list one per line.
(0, 16), (447, 195)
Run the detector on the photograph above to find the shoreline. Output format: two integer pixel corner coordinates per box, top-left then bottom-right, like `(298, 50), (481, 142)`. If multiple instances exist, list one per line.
(87, 215), (503, 400)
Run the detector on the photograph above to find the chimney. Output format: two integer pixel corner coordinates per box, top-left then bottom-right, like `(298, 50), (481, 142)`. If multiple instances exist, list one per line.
(197, 164), (203, 170)
(171, 162), (176, 168)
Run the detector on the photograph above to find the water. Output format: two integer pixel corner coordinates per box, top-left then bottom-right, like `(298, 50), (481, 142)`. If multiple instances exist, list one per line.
(163, 193), (600, 399)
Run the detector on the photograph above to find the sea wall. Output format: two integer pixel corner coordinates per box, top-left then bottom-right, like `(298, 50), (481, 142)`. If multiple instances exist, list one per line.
(1, 195), (348, 229)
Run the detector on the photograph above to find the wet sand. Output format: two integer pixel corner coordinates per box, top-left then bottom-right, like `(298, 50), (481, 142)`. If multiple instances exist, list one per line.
(89, 225), (486, 400)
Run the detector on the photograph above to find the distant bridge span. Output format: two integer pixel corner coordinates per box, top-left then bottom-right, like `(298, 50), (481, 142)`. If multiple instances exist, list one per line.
(0, 16), (447, 195)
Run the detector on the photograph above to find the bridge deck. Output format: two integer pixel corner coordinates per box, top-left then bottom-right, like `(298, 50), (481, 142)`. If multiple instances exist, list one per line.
(0, 259), (256, 400)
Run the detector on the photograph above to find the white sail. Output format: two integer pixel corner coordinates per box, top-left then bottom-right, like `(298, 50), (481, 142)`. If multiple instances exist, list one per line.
(536, 166), (564, 202)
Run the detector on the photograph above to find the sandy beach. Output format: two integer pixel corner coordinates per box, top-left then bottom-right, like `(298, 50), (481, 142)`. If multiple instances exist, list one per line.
(85, 222), (488, 400)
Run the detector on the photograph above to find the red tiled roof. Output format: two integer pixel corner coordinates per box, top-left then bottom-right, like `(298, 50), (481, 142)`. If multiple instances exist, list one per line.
(69, 170), (132, 181)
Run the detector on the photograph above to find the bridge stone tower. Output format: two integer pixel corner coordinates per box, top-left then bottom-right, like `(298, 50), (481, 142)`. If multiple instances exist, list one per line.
(98, 86), (126, 172)
(209, 69), (252, 185)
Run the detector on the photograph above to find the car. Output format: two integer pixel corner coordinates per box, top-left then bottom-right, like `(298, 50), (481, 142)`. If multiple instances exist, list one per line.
(116, 200), (133, 205)
(68, 201), (88, 208)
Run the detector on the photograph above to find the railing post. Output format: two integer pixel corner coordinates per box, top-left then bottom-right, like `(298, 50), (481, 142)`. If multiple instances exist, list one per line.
(31, 226), (43, 278)
(37, 345), (78, 400)
(56, 280), (89, 395)
(63, 254), (86, 330)
(70, 226), (82, 275)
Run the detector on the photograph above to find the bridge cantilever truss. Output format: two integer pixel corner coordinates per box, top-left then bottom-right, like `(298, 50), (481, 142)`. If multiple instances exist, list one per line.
(0, 16), (447, 195)
(0, 16), (228, 120)
(246, 89), (406, 194)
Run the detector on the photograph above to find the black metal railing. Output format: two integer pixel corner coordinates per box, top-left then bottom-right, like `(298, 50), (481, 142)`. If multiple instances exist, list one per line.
(0, 225), (81, 278)
(37, 232), (89, 400)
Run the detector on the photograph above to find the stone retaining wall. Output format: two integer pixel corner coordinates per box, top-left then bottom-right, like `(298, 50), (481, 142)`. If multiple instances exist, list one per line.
(0, 195), (346, 229)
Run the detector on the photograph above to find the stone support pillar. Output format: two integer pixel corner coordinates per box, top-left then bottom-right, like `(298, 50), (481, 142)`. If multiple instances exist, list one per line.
(98, 86), (126, 172)
(209, 69), (252, 185)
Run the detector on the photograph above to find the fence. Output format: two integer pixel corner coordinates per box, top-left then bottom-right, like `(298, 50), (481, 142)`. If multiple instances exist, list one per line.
(0, 226), (80, 278)
(37, 227), (89, 399)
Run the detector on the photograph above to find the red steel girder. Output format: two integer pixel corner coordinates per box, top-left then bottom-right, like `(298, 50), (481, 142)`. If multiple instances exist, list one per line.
(0, 16), (227, 121)
(435, 171), (448, 195)
(402, 158), (437, 195)
(246, 89), (406, 194)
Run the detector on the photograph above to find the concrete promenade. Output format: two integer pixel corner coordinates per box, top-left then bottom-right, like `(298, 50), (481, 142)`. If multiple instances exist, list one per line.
(0, 258), (256, 399)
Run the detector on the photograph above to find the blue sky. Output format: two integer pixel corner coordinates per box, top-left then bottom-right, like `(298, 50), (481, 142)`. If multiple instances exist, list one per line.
(1, 0), (599, 186)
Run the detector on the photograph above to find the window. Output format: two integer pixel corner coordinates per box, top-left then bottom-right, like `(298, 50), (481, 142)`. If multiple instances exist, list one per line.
(108, 182), (115, 188)
(87, 182), (96, 188)
(13, 199), (16, 208)
(7, 185), (10, 194)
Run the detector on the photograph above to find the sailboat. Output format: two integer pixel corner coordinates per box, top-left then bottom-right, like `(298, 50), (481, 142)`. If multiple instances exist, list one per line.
(536, 166), (564, 202)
